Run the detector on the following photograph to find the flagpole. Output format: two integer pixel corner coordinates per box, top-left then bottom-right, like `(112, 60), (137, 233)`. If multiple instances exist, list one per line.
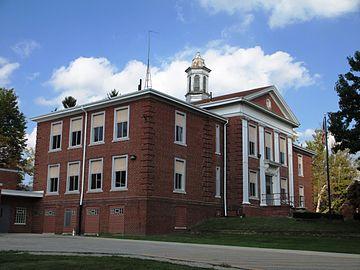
(324, 114), (332, 217)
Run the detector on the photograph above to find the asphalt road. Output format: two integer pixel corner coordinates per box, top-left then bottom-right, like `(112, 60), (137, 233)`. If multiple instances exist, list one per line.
(0, 234), (359, 270)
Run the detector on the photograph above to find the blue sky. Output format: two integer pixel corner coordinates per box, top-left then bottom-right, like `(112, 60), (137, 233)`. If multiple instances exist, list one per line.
(1, 0), (360, 149)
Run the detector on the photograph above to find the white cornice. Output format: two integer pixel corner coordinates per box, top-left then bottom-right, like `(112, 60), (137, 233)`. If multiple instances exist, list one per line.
(0, 189), (44, 198)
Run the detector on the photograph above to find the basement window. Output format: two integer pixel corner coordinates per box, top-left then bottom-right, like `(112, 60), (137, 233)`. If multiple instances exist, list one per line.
(14, 207), (26, 225)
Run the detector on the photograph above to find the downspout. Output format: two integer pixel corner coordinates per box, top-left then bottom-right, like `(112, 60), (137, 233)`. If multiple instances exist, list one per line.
(78, 106), (88, 235)
(223, 120), (228, 217)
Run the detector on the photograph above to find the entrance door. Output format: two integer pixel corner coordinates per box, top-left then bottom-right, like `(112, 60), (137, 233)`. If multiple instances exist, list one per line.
(265, 175), (273, 205)
(84, 207), (99, 234)
(43, 209), (56, 233)
(108, 206), (124, 234)
(0, 205), (10, 233)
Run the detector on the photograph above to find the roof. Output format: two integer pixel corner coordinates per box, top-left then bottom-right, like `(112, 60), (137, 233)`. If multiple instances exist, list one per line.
(0, 189), (44, 198)
(293, 144), (316, 156)
(31, 88), (227, 123)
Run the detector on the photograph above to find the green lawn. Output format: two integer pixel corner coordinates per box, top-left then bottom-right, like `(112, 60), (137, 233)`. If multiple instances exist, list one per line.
(103, 217), (360, 254)
(0, 252), (212, 270)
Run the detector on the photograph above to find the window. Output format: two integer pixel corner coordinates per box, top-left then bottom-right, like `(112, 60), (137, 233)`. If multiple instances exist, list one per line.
(298, 155), (303, 176)
(114, 107), (129, 140)
(174, 158), (186, 193)
(280, 137), (287, 165)
(248, 124), (257, 156)
(175, 111), (186, 145)
(50, 122), (62, 151)
(14, 207), (26, 225)
(215, 166), (221, 197)
(69, 117), (82, 147)
(203, 76), (207, 92)
(265, 131), (272, 160)
(299, 185), (305, 207)
(266, 98), (272, 110)
(194, 75), (200, 91)
(112, 155), (128, 190)
(215, 124), (221, 154)
(87, 208), (98, 215)
(89, 159), (103, 191)
(188, 77), (191, 91)
(280, 178), (288, 202)
(67, 161), (80, 192)
(110, 207), (124, 215)
(91, 112), (105, 144)
(64, 209), (73, 227)
(249, 171), (258, 198)
(47, 164), (60, 194)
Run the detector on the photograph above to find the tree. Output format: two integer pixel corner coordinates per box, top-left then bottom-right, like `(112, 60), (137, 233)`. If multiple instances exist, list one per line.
(62, 96), (77, 108)
(328, 51), (360, 157)
(346, 180), (360, 211)
(0, 88), (27, 169)
(306, 129), (359, 213)
(107, 89), (119, 99)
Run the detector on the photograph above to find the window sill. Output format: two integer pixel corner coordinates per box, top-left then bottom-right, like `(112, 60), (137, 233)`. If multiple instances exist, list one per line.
(65, 191), (80, 195)
(87, 189), (103, 193)
(249, 155), (258, 159)
(298, 174), (304, 177)
(249, 196), (259, 200)
(48, 149), (62, 153)
(173, 190), (186, 194)
(112, 137), (129, 143)
(110, 188), (128, 192)
(215, 152), (221, 156)
(14, 223), (26, 225)
(174, 141), (187, 147)
(215, 195), (221, 199)
(89, 142), (105, 146)
(68, 145), (82, 150)
(45, 192), (59, 196)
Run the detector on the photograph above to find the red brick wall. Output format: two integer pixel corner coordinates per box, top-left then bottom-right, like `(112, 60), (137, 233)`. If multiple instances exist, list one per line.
(0, 169), (21, 190)
(252, 94), (285, 118)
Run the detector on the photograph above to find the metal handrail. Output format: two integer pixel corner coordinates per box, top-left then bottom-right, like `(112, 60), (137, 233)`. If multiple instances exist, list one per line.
(260, 193), (294, 206)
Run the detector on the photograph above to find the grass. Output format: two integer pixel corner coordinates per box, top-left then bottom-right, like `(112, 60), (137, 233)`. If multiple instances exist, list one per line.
(102, 217), (360, 254)
(0, 251), (212, 270)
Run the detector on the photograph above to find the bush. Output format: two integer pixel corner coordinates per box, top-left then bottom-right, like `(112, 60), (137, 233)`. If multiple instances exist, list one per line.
(292, 212), (343, 220)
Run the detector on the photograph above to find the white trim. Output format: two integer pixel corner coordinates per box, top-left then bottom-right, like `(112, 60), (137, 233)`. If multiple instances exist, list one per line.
(68, 116), (83, 149)
(248, 123), (258, 158)
(259, 126), (266, 206)
(110, 155), (128, 191)
(215, 124), (221, 154)
(223, 120), (228, 217)
(49, 121), (63, 152)
(249, 170), (259, 200)
(174, 110), (187, 146)
(47, 163), (60, 195)
(88, 158), (103, 192)
(288, 137), (294, 207)
(299, 185), (305, 208)
(173, 157), (186, 193)
(274, 132), (279, 163)
(89, 111), (105, 145)
(113, 105), (130, 142)
(297, 154), (304, 177)
(242, 118), (250, 205)
(66, 161), (81, 194)
(0, 189), (44, 198)
(80, 108), (88, 206)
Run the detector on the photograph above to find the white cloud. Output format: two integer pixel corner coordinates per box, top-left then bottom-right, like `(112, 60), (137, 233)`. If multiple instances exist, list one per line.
(26, 72), (40, 81)
(175, 1), (185, 22)
(12, 40), (40, 58)
(221, 14), (254, 38)
(297, 128), (315, 143)
(38, 44), (317, 107)
(0, 57), (20, 86)
(25, 127), (37, 149)
(198, 0), (360, 28)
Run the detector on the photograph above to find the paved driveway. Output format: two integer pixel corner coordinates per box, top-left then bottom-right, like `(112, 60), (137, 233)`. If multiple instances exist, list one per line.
(0, 234), (359, 270)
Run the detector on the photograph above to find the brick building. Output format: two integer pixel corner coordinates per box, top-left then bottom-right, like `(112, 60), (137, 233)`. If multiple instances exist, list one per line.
(1, 53), (314, 234)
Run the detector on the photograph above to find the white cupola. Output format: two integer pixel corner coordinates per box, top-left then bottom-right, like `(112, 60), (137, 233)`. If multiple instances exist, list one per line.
(185, 52), (211, 103)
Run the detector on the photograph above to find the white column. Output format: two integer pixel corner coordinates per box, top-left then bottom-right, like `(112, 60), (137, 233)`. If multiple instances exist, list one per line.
(242, 119), (250, 204)
(288, 137), (294, 206)
(259, 126), (266, 206)
(274, 131), (279, 163)
(273, 169), (281, 206)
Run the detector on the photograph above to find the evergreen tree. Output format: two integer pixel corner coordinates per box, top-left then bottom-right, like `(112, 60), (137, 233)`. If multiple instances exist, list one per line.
(329, 51), (360, 158)
(62, 96), (77, 108)
(107, 89), (119, 99)
(0, 88), (27, 169)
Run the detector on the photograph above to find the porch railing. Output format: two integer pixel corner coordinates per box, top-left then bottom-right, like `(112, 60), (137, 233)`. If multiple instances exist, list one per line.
(260, 193), (294, 206)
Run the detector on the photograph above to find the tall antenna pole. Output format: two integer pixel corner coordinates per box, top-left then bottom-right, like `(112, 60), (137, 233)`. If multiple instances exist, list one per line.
(144, 31), (153, 89)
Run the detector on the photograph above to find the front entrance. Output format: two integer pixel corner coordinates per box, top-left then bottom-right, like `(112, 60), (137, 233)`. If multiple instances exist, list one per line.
(0, 205), (10, 233)
(266, 175), (273, 205)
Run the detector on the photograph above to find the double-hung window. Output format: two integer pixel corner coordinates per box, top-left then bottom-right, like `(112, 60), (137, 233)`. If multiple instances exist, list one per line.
(215, 124), (221, 154)
(47, 164), (60, 194)
(174, 158), (186, 193)
(299, 185), (305, 207)
(248, 124), (257, 156)
(265, 131), (273, 160)
(298, 155), (303, 176)
(91, 112), (105, 144)
(249, 171), (258, 198)
(279, 137), (287, 165)
(114, 107), (129, 140)
(280, 177), (288, 202)
(112, 155), (128, 190)
(67, 161), (80, 193)
(89, 159), (103, 191)
(215, 166), (221, 198)
(175, 111), (186, 145)
(50, 122), (62, 151)
(69, 117), (82, 148)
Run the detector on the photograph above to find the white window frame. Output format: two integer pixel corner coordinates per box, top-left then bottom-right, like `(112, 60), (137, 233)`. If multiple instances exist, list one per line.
(68, 116), (83, 149)
(215, 166), (221, 198)
(111, 155), (128, 191)
(49, 121), (63, 152)
(113, 106), (130, 142)
(279, 136), (287, 166)
(14, 207), (26, 225)
(66, 161), (80, 194)
(47, 164), (60, 195)
(248, 124), (257, 157)
(90, 111), (105, 145)
(299, 185), (305, 207)
(265, 131), (273, 160)
(174, 111), (186, 146)
(174, 157), (186, 193)
(88, 158), (103, 192)
(280, 177), (288, 202)
(298, 154), (304, 177)
(215, 124), (221, 155)
(249, 170), (258, 199)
